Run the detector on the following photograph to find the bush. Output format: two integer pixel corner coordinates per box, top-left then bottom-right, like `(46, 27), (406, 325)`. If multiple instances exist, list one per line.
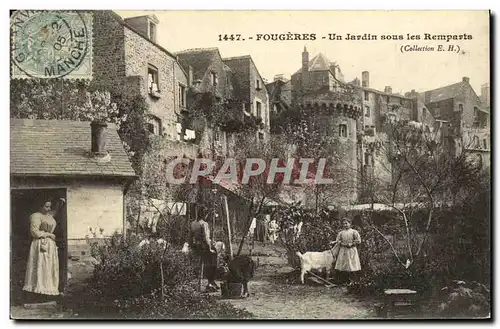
(436, 280), (490, 318)
(87, 234), (196, 301)
(69, 233), (252, 319)
(110, 285), (253, 319)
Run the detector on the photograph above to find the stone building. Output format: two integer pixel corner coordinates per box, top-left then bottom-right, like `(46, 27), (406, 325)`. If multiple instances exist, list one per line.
(290, 47), (362, 206)
(223, 55), (270, 142)
(176, 48), (274, 236)
(280, 47), (449, 206)
(92, 11), (205, 236)
(92, 11), (189, 143)
(267, 75), (292, 133)
(422, 77), (490, 165)
(175, 49), (270, 156)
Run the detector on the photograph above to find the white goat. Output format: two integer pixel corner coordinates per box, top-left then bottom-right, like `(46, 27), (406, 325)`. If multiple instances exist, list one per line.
(296, 244), (337, 284)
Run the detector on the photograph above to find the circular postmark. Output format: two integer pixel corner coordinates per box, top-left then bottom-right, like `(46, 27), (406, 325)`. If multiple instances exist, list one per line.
(11, 10), (89, 78)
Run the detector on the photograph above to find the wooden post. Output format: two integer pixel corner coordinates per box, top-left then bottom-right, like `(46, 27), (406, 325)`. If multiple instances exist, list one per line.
(221, 195), (233, 261)
(199, 258), (204, 292)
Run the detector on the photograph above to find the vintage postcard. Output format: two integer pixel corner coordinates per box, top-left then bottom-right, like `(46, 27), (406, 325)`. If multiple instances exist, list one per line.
(9, 10), (491, 320)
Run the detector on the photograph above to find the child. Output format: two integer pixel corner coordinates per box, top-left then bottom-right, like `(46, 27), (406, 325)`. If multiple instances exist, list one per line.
(334, 218), (362, 284)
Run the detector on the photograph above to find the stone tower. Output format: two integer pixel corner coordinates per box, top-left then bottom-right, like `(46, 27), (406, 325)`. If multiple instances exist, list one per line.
(291, 48), (362, 206)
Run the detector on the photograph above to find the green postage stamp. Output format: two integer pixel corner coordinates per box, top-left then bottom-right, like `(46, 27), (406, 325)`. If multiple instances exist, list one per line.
(10, 10), (93, 79)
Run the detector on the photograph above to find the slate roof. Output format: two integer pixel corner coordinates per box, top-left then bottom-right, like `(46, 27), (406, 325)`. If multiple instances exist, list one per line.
(360, 86), (413, 100)
(176, 48), (219, 81)
(423, 82), (464, 103)
(10, 119), (136, 178)
(293, 53), (332, 75)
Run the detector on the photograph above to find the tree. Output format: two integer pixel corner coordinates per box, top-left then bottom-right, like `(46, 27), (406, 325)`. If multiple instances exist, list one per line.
(359, 118), (487, 271)
(271, 104), (355, 212)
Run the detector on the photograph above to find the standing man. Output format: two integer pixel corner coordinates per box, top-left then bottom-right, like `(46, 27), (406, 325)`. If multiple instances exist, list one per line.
(188, 209), (219, 292)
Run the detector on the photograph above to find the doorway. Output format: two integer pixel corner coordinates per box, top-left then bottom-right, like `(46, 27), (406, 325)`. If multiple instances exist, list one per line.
(10, 188), (67, 305)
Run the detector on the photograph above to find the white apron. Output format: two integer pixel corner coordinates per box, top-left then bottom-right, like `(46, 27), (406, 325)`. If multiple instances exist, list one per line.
(23, 212), (60, 296)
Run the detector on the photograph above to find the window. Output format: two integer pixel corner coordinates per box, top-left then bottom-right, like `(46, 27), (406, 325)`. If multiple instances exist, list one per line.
(386, 95), (390, 103)
(256, 101), (262, 118)
(473, 135), (480, 148)
(365, 106), (370, 117)
(147, 116), (161, 135)
(483, 139), (487, 149)
(258, 132), (264, 141)
(473, 107), (479, 125)
(214, 129), (220, 144)
(148, 65), (159, 93)
(339, 124), (347, 137)
(256, 79), (261, 90)
(434, 107), (441, 118)
(458, 104), (464, 113)
(149, 22), (156, 42)
(364, 91), (369, 101)
(179, 84), (186, 107)
(210, 72), (218, 87)
(364, 153), (371, 166)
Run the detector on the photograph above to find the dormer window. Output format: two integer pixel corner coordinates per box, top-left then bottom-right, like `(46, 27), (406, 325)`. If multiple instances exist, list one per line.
(210, 72), (218, 87)
(149, 22), (157, 43)
(148, 65), (159, 95)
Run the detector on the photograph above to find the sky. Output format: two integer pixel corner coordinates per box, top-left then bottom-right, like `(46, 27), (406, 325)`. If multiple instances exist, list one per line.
(113, 11), (486, 95)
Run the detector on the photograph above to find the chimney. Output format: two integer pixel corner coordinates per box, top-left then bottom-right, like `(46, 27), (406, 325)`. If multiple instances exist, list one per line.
(302, 46), (309, 73)
(361, 71), (369, 88)
(462, 76), (470, 84)
(188, 65), (193, 87)
(424, 91), (432, 104)
(90, 121), (108, 156)
(384, 86), (392, 94)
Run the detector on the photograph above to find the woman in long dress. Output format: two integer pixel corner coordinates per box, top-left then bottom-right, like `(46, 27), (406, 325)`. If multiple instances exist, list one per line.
(23, 198), (65, 299)
(334, 218), (362, 284)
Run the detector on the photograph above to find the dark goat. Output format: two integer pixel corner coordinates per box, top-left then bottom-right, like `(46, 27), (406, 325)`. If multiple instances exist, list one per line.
(224, 255), (256, 298)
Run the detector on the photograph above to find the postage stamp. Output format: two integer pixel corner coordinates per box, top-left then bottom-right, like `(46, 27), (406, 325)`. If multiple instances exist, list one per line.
(10, 10), (93, 79)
